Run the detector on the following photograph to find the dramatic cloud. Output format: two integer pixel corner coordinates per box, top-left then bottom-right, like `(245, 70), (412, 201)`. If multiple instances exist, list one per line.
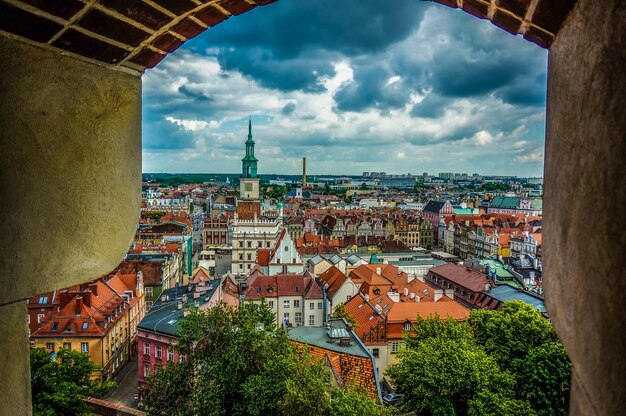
(142, 0), (547, 176)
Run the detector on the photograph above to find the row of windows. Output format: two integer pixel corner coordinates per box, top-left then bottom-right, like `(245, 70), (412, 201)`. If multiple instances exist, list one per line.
(46, 342), (89, 353)
(279, 300), (323, 310)
(239, 241), (272, 248)
(281, 313), (316, 325)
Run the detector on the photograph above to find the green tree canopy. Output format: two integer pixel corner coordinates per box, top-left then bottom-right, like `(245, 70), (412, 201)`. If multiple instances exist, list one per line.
(329, 304), (358, 329)
(387, 302), (571, 416)
(30, 348), (116, 416)
(143, 302), (388, 416)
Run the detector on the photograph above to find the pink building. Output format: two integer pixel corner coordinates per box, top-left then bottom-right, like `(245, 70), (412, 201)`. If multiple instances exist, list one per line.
(136, 281), (222, 400)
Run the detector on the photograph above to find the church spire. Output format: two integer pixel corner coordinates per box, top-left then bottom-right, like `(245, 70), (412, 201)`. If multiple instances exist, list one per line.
(242, 119), (258, 178)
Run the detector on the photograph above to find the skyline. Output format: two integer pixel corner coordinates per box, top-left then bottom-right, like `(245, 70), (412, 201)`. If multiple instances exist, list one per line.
(142, 0), (548, 176)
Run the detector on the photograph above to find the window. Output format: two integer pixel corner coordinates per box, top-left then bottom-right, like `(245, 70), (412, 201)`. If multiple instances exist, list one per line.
(309, 315), (315, 326)
(39, 296), (48, 304)
(247, 253), (252, 261)
(168, 348), (174, 362)
(295, 312), (302, 323)
(82, 322), (88, 330)
(258, 241), (262, 247)
(317, 302), (323, 310)
(144, 364), (151, 377)
(468, 293), (473, 300)
(51, 322), (58, 330)
(283, 312), (290, 323)
(63, 342), (71, 351)
(283, 300), (290, 308)
(372, 348), (380, 358)
(156, 345), (162, 359)
(46, 342), (54, 351)
(247, 241), (252, 248)
(144, 342), (150, 356)
(391, 341), (399, 353)
(145, 287), (153, 297)
(294, 300), (300, 308)
(404, 322), (411, 331)
(180, 352), (186, 362)
(347, 295), (352, 301)
(268, 301), (274, 309)
(294, 286), (299, 292)
(146, 301), (153, 309)
(239, 241), (244, 248)
(81, 342), (89, 353)
(309, 302), (314, 310)
(266, 241), (271, 248)
(239, 254), (244, 261)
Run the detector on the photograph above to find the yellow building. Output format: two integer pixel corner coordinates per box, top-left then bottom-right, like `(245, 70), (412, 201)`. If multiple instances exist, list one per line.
(32, 271), (145, 381)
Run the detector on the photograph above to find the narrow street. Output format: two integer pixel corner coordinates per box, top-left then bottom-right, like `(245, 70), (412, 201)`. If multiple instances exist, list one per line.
(105, 354), (139, 408)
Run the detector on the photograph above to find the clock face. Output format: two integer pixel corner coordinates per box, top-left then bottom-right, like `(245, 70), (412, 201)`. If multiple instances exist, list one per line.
(245, 183), (253, 192)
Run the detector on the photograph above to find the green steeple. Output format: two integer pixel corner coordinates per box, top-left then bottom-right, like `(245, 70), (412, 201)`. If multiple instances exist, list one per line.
(242, 119), (258, 178)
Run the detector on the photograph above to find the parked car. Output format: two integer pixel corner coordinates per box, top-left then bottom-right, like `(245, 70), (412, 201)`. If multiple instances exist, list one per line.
(382, 393), (403, 406)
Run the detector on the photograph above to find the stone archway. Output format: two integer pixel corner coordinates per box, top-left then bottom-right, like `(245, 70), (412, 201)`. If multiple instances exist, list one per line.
(1, 0), (624, 415)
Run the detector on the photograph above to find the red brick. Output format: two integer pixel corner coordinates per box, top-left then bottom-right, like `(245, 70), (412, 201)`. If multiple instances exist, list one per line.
(101, 0), (172, 31)
(434, 0), (458, 9)
(150, 0), (197, 16)
(218, 0), (257, 16)
(523, 26), (553, 49)
(152, 32), (184, 53)
(462, 0), (490, 20)
(496, 0), (531, 19)
(52, 29), (131, 64)
(171, 18), (206, 39)
(531, 0), (576, 34)
(19, 0), (85, 20)
(0, 3), (63, 42)
(194, 6), (229, 27)
(77, 9), (151, 47)
(130, 48), (166, 68)
(492, 10), (522, 35)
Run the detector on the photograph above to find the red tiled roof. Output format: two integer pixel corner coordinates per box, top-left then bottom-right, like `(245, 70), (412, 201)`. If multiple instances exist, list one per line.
(427, 263), (490, 293)
(318, 266), (348, 300)
(244, 273), (323, 300)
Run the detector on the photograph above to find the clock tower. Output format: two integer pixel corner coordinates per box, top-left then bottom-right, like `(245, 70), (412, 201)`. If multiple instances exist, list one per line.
(237, 119), (261, 220)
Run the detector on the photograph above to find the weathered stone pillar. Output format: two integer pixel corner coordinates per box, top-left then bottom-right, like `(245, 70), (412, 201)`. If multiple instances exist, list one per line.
(544, 0), (626, 414)
(0, 36), (142, 414)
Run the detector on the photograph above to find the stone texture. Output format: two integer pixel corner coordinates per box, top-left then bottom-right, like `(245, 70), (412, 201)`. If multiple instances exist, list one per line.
(532, 0), (577, 34)
(0, 36), (142, 305)
(544, 0), (626, 414)
(0, 302), (31, 416)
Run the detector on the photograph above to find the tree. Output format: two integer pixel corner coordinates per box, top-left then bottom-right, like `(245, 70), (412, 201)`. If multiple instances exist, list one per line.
(388, 303), (571, 416)
(329, 388), (394, 416)
(387, 335), (523, 415)
(329, 304), (358, 329)
(30, 348), (116, 416)
(143, 302), (384, 416)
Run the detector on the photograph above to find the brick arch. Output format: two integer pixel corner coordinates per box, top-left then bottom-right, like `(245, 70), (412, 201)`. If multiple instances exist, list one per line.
(0, 0), (576, 73)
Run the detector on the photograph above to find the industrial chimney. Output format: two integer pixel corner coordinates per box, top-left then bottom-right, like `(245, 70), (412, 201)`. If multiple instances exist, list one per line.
(302, 157), (307, 187)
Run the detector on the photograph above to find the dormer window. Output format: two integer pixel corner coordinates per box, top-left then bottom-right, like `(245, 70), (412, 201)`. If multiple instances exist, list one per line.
(404, 322), (411, 331)
(51, 322), (58, 330)
(257, 287), (262, 294)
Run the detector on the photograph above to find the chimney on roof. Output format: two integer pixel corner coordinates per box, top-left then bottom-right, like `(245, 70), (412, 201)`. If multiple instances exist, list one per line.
(403, 288), (409, 296)
(76, 297), (83, 315)
(84, 291), (91, 308)
(434, 289), (443, 302)
(89, 283), (98, 297)
(409, 292), (415, 299)
(376, 267), (382, 275)
(415, 295), (420, 302)
(364, 294), (370, 302)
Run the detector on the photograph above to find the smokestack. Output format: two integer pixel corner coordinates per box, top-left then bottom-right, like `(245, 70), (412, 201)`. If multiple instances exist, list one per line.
(302, 157), (307, 187)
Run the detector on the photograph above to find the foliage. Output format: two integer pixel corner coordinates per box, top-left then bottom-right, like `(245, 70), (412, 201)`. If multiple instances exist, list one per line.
(143, 302), (381, 416)
(329, 388), (394, 416)
(144, 211), (166, 220)
(329, 304), (358, 329)
(387, 301), (571, 416)
(479, 182), (511, 192)
(265, 185), (288, 200)
(30, 348), (116, 416)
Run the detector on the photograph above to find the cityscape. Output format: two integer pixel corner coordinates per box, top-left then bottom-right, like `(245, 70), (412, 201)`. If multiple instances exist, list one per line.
(4, 0), (623, 415)
(28, 120), (563, 415)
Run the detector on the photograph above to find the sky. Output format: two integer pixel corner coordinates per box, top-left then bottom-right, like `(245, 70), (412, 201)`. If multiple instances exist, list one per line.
(142, 0), (548, 177)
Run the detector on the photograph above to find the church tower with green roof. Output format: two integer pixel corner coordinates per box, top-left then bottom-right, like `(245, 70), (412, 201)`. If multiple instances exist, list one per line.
(237, 119), (261, 220)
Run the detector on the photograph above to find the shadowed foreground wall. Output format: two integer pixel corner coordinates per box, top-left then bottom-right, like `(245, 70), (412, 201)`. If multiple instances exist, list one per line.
(0, 37), (142, 304)
(0, 36), (142, 415)
(544, 0), (626, 414)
